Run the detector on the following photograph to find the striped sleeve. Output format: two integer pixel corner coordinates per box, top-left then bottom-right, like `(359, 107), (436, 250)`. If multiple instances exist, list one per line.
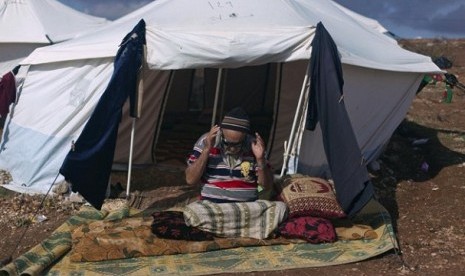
(187, 133), (208, 165)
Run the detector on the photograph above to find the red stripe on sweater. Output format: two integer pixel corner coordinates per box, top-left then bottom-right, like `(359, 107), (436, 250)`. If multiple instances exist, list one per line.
(207, 180), (257, 189)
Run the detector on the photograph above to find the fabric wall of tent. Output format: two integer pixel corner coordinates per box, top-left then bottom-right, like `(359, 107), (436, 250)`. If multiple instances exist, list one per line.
(0, 0), (440, 208)
(0, 0), (110, 75)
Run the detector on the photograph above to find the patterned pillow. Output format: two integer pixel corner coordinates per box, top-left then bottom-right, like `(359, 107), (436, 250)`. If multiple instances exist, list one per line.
(277, 216), (337, 243)
(278, 175), (346, 219)
(151, 211), (214, 241)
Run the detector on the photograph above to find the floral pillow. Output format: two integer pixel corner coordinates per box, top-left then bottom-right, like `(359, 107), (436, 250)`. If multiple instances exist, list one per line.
(151, 211), (214, 241)
(277, 216), (337, 244)
(277, 175), (346, 219)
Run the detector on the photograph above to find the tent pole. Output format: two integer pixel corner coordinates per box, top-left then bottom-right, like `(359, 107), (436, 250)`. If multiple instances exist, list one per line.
(291, 92), (310, 171)
(127, 44), (146, 197)
(126, 118), (136, 197)
(211, 68), (223, 127)
(280, 65), (310, 177)
(218, 69), (228, 122)
(151, 70), (175, 162)
(266, 63), (283, 158)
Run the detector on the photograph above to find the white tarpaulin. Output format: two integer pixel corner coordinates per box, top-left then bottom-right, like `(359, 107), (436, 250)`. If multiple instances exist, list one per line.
(0, 0), (109, 75)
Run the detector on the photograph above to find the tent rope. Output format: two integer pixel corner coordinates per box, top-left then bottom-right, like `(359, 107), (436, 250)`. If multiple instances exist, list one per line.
(380, 211), (416, 272)
(2, 172), (61, 266)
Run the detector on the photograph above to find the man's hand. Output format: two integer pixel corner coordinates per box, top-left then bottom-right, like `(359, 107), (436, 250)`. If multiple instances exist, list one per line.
(252, 132), (273, 190)
(251, 132), (265, 161)
(186, 126), (220, 186)
(206, 125), (220, 149)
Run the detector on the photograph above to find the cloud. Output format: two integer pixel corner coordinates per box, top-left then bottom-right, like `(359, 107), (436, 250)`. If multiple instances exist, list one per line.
(89, 1), (152, 20)
(334, 0), (465, 38)
(428, 4), (465, 37)
(60, 0), (151, 20)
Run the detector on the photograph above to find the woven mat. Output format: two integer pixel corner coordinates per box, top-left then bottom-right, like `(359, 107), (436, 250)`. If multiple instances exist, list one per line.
(0, 200), (396, 276)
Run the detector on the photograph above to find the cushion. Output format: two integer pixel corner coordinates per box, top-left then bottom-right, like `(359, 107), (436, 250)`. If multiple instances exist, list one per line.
(335, 224), (378, 240)
(151, 211), (214, 241)
(278, 175), (346, 219)
(277, 216), (337, 243)
(183, 200), (288, 239)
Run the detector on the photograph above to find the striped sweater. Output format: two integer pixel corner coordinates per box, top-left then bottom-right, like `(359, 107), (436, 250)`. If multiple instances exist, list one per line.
(187, 133), (264, 202)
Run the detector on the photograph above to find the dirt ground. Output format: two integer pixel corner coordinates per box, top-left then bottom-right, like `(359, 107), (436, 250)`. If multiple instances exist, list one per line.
(1, 39), (465, 275)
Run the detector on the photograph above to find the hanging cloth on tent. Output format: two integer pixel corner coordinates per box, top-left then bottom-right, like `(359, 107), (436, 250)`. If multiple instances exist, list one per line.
(0, 71), (16, 118)
(59, 19), (146, 209)
(305, 22), (373, 217)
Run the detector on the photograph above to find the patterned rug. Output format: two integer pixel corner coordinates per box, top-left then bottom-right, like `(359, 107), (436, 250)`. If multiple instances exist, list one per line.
(0, 200), (396, 276)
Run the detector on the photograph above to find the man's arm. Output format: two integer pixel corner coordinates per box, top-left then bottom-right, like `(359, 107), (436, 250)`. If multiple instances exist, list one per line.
(185, 125), (220, 186)
(185, 146), (211, 185)
(256, 157), (273, 190)
(251, 132), (273, 190)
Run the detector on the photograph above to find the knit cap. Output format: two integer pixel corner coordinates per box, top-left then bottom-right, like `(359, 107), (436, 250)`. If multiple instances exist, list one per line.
(220, 107), (250, 133)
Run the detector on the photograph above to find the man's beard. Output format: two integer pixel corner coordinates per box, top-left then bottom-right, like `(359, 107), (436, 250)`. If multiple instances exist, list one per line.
(224, 148), (241, 156)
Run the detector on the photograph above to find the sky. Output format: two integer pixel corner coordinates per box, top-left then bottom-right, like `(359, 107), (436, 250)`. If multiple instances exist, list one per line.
(59, 0), (465, 39)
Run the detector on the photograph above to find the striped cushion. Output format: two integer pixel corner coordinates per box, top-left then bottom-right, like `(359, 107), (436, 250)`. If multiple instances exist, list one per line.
(183, 200), (288, 239)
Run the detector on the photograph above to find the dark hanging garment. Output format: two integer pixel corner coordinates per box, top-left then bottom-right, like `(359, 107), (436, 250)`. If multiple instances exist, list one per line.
(305, 22), (373, 216)
(0, 71), (16, 118)
(60, 20), (146, 209)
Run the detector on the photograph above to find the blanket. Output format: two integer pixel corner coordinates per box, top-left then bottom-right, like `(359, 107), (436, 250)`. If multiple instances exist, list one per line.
(70, 216), (300, 262)
(183, 200), (288, 239)
(0, 199), (396, 276)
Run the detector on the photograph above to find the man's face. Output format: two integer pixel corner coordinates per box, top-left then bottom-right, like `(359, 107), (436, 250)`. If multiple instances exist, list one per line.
(221, 129), (246, 155)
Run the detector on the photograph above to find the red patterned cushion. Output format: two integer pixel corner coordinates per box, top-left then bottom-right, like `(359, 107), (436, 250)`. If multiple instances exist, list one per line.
(278, 175), (346, 219)
(278, 216), (337, 243)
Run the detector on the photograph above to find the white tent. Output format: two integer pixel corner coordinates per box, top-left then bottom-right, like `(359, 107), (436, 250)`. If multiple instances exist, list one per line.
(332, 1), (397, 42)
(0, 0), (440, 194)
(0, 0), (109, 75)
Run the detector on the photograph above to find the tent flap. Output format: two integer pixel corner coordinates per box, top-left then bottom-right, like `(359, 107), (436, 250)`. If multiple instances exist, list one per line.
(304, 22), (373, 216)
(59, 20), (146, 209)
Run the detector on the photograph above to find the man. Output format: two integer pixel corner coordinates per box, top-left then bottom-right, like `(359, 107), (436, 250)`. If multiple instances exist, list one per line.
(185, 107), (273, 202)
